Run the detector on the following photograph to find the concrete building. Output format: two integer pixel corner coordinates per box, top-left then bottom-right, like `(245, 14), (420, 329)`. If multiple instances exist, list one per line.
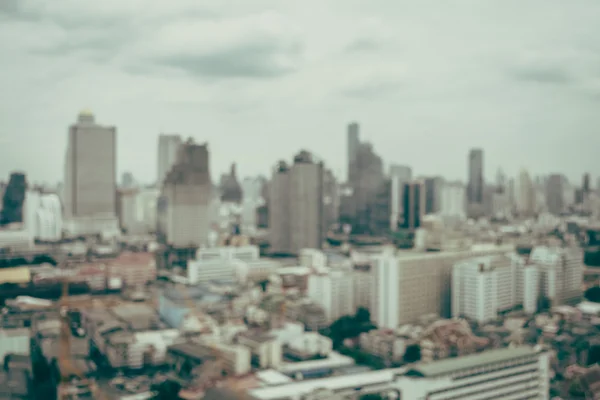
(452, 253), (538, 323)
(372, 244), (515, 329)
(401, 180), (425, 230)
(466, 148), (484, 217)
(424, 177), (443, 215)
(269, 151), (324, 255)
(516, 168), (536, 217)
(347, 122), (360, 184)
(158, 139), (212, 248)
(157, 133), (182, 187)
(439, 181), (466, 220)
(307, 269), (354, 323)
(22, 191), (62, 242)
(389, 346), (550, 400)
(64, 110), (116, 219)
(531, 245), (584, 305)
(389, 165), (413, 231)
(546, 174), (565, 215)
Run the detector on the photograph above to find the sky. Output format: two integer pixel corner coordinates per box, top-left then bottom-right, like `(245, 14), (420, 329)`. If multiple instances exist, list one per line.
(0, 0), (599, 187)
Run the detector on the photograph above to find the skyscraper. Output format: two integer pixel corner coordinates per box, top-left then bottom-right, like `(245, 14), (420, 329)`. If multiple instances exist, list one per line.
(401, 180), (425, 230)
(583, 173), (591, 193)
(546, 174), (565, 215)
(516, 169), (536, 216)
(63, 110), (116, 218)
(467, 148), (484, 216)
(157, 133), (182, 187)
(347, 122), (360, 184)
(269, 151), (324, 255)
(157, 139), (212, 248)
(424, 177), (443, 214)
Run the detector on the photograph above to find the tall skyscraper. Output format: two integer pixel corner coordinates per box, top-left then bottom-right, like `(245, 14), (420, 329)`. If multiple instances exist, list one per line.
(157, 139), (212, 248)
(516, 169), (536, 216)
(157, 133), (182, 187)
(424, 176), (443, 214)
(583, 173), (591, 193)
(269, 151), (324, 255)
(546, 174), (565, 215)
(347, 122), (360, 184)
(401, 180), (425, 230)
(63, 110), (116, 218)
(467, 148), (484, 216)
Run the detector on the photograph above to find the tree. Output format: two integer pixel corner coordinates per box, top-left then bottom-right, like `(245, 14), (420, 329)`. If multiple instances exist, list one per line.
(584, 286), (600, 303)
(360, 394), (385, 400)
(403, 344), (421, 363)
(569, 378), (585, 398)
(153, 380), (182, 400)
(356, 307), (371, 324)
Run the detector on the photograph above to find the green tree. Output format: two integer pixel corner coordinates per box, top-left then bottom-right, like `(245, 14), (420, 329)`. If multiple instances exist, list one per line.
(360, 394), (385, 400)
(153, 379), (182, 400)
(356, 307), (371, 324)
(403, 344), (421, 363)
(584, 286), (600, 303)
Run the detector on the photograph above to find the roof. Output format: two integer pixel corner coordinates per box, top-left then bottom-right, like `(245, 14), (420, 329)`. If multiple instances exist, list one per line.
(0, 267), (30, 284)
(406, 346), (539, 378)
(168, 342), (211, 361)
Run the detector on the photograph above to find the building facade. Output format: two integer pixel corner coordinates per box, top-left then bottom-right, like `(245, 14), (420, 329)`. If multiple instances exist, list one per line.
(157, 134), (182, 187)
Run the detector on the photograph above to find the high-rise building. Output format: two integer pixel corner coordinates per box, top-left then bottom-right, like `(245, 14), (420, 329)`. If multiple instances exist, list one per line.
(389, 165), (412, 231)
(516, 169), (536, 217)
(269, 151), (324, 255)
(307, 269), (354, 323)
(531, 246), (584, 305)
(157, 139), (212, 248)
(63, 110), (116, 218)
(157, 133), (182, 187)
(452, 254), (538, 323)
(546, 174), (565, 215)
(439, 181), (466, 220)
(372, 244), (514, 329)
(347, 122), (360, 184)
(583, 173), (591, 193)
(401, 181), (425, 230)
(121, 172), (135, 188)
(467, 148), (484, 217)
(424, 177), (443, 214)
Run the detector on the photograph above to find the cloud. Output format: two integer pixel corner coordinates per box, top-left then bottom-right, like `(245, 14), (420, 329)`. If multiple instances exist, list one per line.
(338, 67), (404, 99)
(129, 11), (303, 80)
(510, 65), (573, 85)
(345, 38), (381, 53)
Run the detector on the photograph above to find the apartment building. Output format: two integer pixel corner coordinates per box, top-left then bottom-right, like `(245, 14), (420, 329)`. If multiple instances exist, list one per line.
(452, 253), (538, 323)
(531, 245), (584, 305)
(307, 269), (354, 323)
(373, 244), (515, 328)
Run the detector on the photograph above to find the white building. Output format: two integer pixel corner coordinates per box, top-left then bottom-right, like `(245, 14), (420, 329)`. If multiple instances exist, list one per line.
(307, 269), (354, 323)
(390, 346), (549, 400)
(157, 133), (182, 187)
(119, 187), (160, 234)
(187, 245), (262, 284)
(372, 249), (400, 329)
(439, 181), (466, 220)
(452, 253), (538, 323)
(516, 169), (536, 216)
(63, 110), (118, 235)
(20, 191), (62, 242)
(531, 245), (584, 305)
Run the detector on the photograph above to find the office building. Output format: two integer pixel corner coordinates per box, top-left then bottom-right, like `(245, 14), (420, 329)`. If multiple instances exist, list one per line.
(347, 122), (360, 184)
(452, 254), (538, 323)
(157, 139), (212, 248)
(401, 181), (425, 230)
(583, 173), (591, 193)
(118, 187), (160, 234)
(269, 151), (324, 255)
(389, 165), (413, 231)
(546, 174), (565, 215)
(307, 269), (354, 323)
(372, 244), (514, 329)
(531, 245), (584, 305)
(466, 148), (484, 216)
(439, 181), (466, 220)
(424, 176), (443, 214)
(157, 133), (182, 187)
(516, 168), (536, 217)
(390, 346), (550, 400)
(63, 110), (117, 219)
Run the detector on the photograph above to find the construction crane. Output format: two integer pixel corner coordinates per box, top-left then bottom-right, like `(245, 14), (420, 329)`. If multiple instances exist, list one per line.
(57, 276), (120, 400)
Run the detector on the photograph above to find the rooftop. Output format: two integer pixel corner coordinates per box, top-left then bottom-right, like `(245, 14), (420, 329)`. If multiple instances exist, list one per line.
(406, 346), (539, 378)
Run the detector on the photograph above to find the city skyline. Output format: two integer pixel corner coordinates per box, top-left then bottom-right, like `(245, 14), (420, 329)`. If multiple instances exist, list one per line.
(1, 0), (599, 184)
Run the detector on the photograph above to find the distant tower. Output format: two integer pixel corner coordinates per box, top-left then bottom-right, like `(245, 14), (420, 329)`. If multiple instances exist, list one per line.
(63, 110), (117, 218)
(347, 122), (360, 184)
(401, 180), (426, 230)
(269, 151), (324, 255)
(546, 174), (565, 215)
(583, 173), (590, 193)
(467, 148), (484, 204)
(157, 134), (183, 187)
(158, 139), (212, 248)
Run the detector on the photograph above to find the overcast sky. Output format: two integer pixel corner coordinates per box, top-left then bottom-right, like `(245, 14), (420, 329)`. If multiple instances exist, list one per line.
(1, 0), (599, 186)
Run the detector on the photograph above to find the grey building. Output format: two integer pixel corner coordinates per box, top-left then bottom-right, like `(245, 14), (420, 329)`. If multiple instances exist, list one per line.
(63, 110), (116, 218)
(157, 139), (212, 248)
(401, 180), (426, 230)
(546, 174), (565, 215)
(424, 177), (444, 215)
(269, 151), (324, 255)
(347, 122), (360, 184)
(467, 148), (484, 212)
(157, 133), (182, 187)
